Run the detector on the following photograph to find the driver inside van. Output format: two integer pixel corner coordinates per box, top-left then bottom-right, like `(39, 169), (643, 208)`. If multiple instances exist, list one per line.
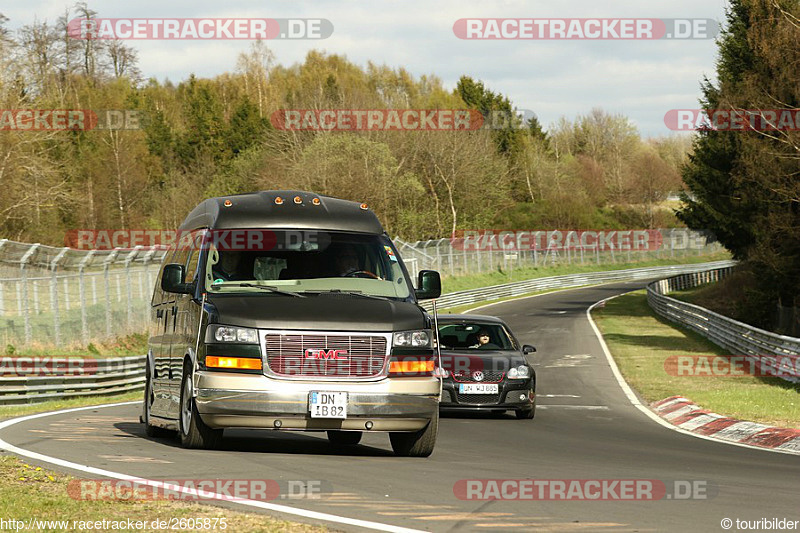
(212, 251), (246, 282)
(334, 244), (361, 276)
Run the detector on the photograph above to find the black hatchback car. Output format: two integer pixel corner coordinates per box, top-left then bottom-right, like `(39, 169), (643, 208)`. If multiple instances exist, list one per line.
(435, 314), (536, 419)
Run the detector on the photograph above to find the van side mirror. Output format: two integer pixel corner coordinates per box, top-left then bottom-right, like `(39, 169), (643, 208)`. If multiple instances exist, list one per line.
(523, 345), (536, 354)
(161, 263), (194, 294)
(415, 270), (441, 300)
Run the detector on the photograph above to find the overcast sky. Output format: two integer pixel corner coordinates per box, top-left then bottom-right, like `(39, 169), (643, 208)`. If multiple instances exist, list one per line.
(4, 0), (731, 137)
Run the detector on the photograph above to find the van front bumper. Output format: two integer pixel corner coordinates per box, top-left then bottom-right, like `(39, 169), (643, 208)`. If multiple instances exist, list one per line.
(194, 372), (439, 432)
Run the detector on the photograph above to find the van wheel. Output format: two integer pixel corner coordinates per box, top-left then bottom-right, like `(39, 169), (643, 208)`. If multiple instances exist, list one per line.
(144, 364), (172, 438)
(389, 411), (438, 457)
(179, 364), (223, 449)
(327, 431), (362, 447)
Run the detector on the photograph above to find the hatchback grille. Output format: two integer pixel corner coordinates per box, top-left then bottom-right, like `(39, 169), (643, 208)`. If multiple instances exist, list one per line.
(265, 334), (388, 378)
(451, 370), (505, 383)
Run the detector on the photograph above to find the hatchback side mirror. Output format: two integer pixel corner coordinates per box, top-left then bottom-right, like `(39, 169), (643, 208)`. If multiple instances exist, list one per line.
(523, 345), (537, 354)
(415, 270), (442, 300)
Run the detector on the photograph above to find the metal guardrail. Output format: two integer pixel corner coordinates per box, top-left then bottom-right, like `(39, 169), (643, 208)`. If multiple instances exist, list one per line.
(647, 268), (800, 383)
(0, 355), (145, 405)
(421, 260), (736, 312)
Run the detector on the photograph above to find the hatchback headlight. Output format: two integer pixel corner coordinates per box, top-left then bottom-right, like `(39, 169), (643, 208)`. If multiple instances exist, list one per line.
(393, 330), (431, 347)
(212, 325), (258, 344)
(508, 365), (530, 379)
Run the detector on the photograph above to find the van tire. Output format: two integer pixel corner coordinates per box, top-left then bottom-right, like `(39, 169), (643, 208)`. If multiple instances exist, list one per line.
(389, 411), (438, 457)
(144, 363), (172, 438)
(327, 430), (362, 447)
(179, 363), (223, 449)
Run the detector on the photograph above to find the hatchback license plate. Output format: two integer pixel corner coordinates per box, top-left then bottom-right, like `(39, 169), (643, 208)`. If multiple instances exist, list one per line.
(309, 391), (347, 418)
(459, 384), (499, 394)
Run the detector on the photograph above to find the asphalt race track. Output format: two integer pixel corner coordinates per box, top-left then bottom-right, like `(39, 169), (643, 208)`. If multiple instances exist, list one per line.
(2, 281), (799, 532)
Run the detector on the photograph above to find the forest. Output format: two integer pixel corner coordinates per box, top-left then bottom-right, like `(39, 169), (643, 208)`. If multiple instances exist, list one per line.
(0, 4), (687, 247)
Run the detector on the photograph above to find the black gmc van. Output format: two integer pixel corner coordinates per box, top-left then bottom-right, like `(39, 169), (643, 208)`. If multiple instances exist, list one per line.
(142, 191), (442, 456)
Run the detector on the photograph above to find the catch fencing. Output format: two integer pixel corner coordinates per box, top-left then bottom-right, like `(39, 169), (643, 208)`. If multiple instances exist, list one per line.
(395, 228), (721, 279)
(0, 239), (167, 348)
(647, 267), (800, 383)
(0, 229), (720, 350)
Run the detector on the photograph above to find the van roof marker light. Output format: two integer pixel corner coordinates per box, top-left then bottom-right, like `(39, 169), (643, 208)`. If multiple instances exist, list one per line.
(274, 196), (284, 205)
(223, 200), (232, 207)
(360, 203), (368, 210)
(312, 198), (321, 205)
(294, 196), (303, 204)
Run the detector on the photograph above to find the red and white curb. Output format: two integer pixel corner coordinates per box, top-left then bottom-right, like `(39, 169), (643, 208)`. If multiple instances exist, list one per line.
(652, 396), (800, 453)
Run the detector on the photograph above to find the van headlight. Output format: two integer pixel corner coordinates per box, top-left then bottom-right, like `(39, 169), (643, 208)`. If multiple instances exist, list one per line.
(393, 330), (431, 347)
(508, 365), (530, 379)
(211, 325), (258, 344)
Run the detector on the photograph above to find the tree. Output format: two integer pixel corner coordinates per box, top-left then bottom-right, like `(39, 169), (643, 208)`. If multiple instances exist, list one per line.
(677, 0), (758, 259)
(678, 0), (800, 330)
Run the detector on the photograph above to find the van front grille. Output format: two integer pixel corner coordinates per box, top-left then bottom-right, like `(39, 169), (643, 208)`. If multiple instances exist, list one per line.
(265, 334), (388, 378)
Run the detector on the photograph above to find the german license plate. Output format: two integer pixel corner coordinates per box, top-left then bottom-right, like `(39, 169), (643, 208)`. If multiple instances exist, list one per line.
(308, 391), (347, 418)
(459, 383), (499, 394)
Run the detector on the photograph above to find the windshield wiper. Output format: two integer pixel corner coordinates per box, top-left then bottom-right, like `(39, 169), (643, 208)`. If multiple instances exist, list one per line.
(300, 289), (389, 301)
(211, 283), (306, 298)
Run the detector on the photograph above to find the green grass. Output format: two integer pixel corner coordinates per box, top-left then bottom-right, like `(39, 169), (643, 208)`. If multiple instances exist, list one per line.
(0, 454), (327, 532)
(0, 393), (327, 532)
(442, 251), (731, 294)
(3, 333), (148, 358)
(0, 299), (151, 349)
(593, 291), (800, 428)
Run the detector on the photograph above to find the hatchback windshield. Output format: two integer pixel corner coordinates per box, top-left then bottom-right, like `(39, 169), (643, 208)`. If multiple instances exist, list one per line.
(437, 322), (516, 350)
(202, 230), (412, 299)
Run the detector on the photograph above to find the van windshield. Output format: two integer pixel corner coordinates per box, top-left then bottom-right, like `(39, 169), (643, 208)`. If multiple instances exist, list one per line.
(203, 230), (412, 299)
